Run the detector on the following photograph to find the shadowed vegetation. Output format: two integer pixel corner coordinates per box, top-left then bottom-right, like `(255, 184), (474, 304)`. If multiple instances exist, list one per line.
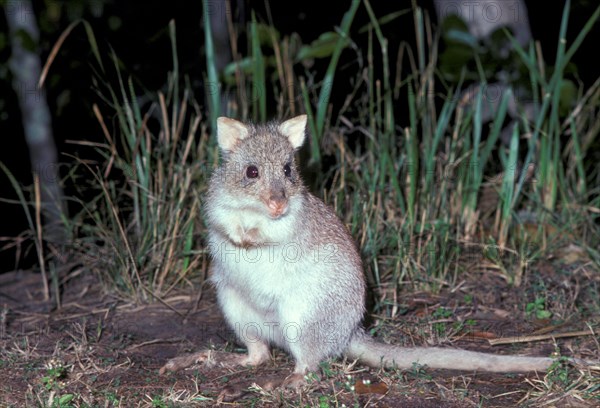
(1, 0), (599, 406)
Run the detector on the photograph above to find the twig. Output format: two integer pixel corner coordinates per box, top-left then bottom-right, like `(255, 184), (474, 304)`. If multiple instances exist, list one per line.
(126, 338), (183, 351)
(489, 330), (595, 346)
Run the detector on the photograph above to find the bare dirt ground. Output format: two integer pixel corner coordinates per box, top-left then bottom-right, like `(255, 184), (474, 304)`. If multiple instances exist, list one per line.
(1, 259), (599, 407)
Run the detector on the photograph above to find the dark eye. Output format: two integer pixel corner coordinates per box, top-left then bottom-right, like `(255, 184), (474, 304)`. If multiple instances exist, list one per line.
(246, 165), (259, 179)
(283, 164), (292, 178)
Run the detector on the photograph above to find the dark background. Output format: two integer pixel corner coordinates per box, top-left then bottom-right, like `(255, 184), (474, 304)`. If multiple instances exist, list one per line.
(0, 0), (598, 272)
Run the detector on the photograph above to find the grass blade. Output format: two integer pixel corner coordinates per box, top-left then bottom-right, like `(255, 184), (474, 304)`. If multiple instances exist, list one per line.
(202, 0), (220, 132)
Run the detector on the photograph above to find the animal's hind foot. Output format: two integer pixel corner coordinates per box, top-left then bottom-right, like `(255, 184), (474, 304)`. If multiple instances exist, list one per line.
(159, 349), (267, 374)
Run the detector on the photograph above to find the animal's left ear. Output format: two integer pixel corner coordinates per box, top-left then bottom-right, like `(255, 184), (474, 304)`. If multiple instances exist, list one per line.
(278, 114), (307, 149)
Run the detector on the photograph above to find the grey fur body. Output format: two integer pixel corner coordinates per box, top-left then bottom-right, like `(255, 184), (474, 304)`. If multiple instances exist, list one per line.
(161, 115), (588, 385)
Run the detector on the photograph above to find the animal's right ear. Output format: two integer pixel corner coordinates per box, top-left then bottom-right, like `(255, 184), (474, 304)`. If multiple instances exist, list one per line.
(217, 117), (249, 152)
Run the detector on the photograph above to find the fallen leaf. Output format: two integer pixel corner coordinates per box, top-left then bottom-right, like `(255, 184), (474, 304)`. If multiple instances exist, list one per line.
(557, 244), (589, 265)
(463, 331), (498, 340)
(354, 380), (389, 395)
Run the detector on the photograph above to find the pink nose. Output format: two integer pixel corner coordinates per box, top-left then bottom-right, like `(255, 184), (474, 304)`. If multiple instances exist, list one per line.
(268, 199), (288, 217)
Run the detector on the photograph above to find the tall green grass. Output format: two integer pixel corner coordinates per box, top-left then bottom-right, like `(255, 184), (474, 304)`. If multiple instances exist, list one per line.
(310, 1), (600, 301)
(67, 21), (213, 300)
(24, 1), (598, 308)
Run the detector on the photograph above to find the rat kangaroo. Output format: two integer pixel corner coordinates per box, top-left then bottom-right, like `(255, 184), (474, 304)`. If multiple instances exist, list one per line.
(160, 114), (593, 387)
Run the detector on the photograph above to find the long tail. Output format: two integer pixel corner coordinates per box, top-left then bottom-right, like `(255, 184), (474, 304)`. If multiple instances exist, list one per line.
(346, 330), (556, 372)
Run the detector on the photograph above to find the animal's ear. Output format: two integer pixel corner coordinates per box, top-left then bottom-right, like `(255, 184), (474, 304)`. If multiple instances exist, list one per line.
(217, 117), (249, 152)
(278, 114), (307, 149)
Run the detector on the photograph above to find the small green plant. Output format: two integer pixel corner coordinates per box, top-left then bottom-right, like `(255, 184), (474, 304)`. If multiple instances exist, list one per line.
(36, 360), (75, 408)
(432, 307), (453, 336)
(305, 371), (321, 384)
(525, 297), (552, 320)
(319, 361), (336, 379)
(149, 395), (168, 408)
(50, 394), (75, 408)
(546, 356), (572, 389)
(317, 395), (333, 408)
(41, 360), (68, 391)
(432, 307), (453, 319)
(104, 391), (119, 406)
(408, 362), (432, 381)
(454, 318), (477, 333)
